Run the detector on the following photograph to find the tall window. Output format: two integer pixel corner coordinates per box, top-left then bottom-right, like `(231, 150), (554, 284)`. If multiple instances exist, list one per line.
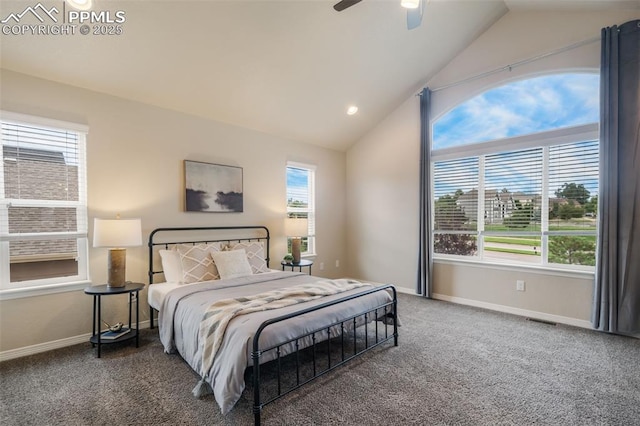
(1, 112), (89, 291)
(286, 162), (315, 256)
(431, 73), (599, 269)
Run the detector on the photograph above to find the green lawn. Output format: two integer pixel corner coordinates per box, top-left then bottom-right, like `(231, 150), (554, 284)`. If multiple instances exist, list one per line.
(484, 236), (540, 246)
(485, 247), (540, 256)
(484, 221), (596, 232)
(548, 225), (596, 231)
(442, 219), (596, 258)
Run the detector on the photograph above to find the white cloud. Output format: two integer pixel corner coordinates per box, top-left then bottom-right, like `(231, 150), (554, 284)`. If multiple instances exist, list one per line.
(433, 73), (599, 149)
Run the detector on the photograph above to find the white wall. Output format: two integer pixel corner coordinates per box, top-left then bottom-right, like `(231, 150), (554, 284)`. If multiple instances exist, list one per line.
(346, 10), (638, 327)
(0, 69), (347, 353)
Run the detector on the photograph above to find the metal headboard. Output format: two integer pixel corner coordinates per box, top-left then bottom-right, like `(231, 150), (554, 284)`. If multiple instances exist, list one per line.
(147, 226), (270, 285)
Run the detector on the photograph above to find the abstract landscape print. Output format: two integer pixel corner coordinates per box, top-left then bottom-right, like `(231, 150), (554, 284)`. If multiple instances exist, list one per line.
(184, 160), (243, 212)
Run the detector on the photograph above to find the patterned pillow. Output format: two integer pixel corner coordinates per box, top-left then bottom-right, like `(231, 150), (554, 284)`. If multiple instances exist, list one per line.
(211, 249), (253, 280)
(176, 243), (222, 283)
(228, 241), (270, 273)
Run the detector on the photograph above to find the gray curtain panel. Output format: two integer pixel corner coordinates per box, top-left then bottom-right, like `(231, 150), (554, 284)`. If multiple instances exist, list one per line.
(593, 20), (640, 336)
(417, 88), (433, 297)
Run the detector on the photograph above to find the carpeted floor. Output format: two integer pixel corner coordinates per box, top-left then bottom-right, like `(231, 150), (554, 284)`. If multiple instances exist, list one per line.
(1, 293), (639, 425)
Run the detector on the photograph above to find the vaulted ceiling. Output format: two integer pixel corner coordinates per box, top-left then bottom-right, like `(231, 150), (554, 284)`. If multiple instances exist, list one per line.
(0, 0), (636, 151)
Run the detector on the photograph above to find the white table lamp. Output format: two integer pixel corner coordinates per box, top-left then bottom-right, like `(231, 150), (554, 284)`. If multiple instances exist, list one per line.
(93, 217), (142, 287)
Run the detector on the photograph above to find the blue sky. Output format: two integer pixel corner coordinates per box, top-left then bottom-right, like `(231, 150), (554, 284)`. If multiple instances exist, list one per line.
(433, 73), (599, 150)
(433, 73), (600, 198)
(286, 167), (308, 204)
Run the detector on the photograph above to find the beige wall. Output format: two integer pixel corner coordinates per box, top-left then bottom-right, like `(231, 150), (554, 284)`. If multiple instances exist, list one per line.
(346, 10), (638, 326)
(0, 69), (346, 352)
(346, 94), (421, 291)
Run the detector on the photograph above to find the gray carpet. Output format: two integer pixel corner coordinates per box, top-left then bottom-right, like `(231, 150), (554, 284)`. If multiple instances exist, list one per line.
(1, 294), (639, 425)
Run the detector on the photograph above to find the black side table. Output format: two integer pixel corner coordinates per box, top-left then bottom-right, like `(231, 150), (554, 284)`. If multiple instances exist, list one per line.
(84, 282), (143, 358)
(281, 259), (314, 275)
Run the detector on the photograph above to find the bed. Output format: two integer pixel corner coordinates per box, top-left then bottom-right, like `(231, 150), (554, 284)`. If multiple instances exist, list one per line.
(148, 226), (398, 425)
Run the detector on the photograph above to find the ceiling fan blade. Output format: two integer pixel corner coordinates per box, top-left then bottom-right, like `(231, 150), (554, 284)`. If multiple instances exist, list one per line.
(407, 0), (425, 30)
(333, 0), (363, 12)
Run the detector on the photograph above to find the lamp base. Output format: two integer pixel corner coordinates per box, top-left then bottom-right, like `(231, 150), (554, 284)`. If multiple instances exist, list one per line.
(107, 248), (127, 287)
(291, 238), (302, 264)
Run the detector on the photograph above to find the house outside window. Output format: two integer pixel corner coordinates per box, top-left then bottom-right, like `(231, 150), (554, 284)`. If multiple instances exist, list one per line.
(431, 73), (599, 270)
(1, 112), (89, 295)
(286, 162), (316, 256)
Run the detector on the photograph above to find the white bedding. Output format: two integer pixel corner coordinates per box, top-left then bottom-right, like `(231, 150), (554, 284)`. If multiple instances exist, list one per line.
(148, 270), (282, 310)
(148, 282), (181, 310)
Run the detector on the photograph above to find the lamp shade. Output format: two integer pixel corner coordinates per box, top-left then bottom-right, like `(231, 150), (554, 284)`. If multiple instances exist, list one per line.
(285, 218), (308, 238)
(93, 218), (142, 248)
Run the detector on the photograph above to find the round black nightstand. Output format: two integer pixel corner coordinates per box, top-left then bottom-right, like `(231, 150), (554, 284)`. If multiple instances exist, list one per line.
(281, 259), (314, 275)
(84, 282), (144, 358)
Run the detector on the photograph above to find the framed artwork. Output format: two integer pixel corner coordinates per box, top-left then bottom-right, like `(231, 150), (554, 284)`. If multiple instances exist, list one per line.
(184, 160), (243, 212)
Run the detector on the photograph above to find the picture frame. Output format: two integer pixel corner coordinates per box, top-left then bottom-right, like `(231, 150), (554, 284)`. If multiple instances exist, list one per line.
(184, 160), (243, 213)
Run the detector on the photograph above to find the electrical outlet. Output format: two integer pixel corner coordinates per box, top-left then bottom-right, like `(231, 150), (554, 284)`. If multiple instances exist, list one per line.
(319, 262), (325, 270)
(335, 260), (340, 268)
(516, 280), (525, 291)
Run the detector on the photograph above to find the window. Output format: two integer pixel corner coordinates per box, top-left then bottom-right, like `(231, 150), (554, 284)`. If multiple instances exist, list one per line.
(286, 162), (315, 256)
(431, 73), (599, 269)
(1, 112), (89, 293)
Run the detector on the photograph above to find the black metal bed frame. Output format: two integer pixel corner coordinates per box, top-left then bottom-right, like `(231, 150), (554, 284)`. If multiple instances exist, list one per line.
(251, 284), (397, 425)
(147, 226), (398, 425)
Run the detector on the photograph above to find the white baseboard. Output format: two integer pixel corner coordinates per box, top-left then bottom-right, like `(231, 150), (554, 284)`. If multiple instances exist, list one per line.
(431, 293), (593, 330)
(370, 283), (593, 330)
(0, 320), (151, 362)
(394, 286), (416, 295)
(3, 288), (592, 362)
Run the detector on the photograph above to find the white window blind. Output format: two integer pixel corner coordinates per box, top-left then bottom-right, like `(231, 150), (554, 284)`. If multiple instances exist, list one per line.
(432, 135), (598, 267)
(1, 112), (88, 290)
(432, 157), (479, 257)
(433, 157), (478, 232)
(484, 148), (542, 233)
(548, 140), (599, 227)
(546, 140), (599, 266)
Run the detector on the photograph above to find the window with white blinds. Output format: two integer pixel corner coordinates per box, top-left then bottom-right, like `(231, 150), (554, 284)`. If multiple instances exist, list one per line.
(433, 157), (478, 256)
(1, 112), (89, 291)
(484, 148), (543, 233)
(286, 162), (316, 256)
(431, 72), (600, 270)
(432, 129), (599, 268)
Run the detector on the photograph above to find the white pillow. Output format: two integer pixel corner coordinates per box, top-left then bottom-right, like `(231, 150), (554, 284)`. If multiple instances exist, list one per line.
(159, 249), (182, 283)
(211, 249), (253, 280)
(228, 241), (270, 273)
(176, 243), (222, 283)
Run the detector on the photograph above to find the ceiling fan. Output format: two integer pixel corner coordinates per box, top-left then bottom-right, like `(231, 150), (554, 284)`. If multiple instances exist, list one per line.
(333, 0), (426, 30)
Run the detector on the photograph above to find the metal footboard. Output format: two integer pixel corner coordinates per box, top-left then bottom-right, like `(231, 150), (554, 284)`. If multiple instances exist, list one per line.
(251, 284), (398, 425)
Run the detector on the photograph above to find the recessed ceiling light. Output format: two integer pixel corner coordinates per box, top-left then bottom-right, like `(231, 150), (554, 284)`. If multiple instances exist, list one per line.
(66, 0), (92, 11)
(401, 0), (420, 9)
(347, 106), (358, 115)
